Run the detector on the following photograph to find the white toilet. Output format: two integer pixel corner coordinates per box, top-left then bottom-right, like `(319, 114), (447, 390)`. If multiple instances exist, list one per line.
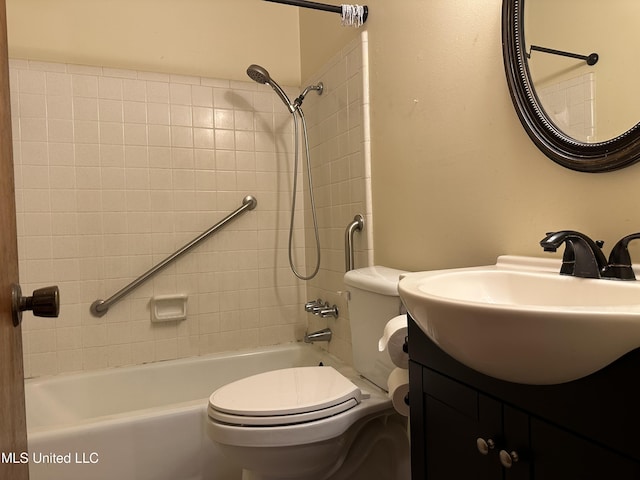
(206, 266), (410, 480)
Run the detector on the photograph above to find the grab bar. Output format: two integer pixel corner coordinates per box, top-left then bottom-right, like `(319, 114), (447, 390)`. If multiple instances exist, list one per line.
(345, 214), (364, 272)
(90, 195), (258, 317)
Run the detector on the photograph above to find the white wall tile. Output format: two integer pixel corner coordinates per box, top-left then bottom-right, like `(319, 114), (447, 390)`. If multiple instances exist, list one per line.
(192, 86), (213, 108)
(12, 59), (310, 376)
(12, 36), (371, 377)
(72, 74), (99, 98)
(21, 142), (47, 165)
(301, 33), (371, 364)
(123, 79), (147, 102)
(146, 81), (170, 104)
(98, 77), (123, 100)
(98, 99), (123, 123)
(169, 83), (192, 105)
(19, 93), (46, 117)
(124, 102), (147, 124)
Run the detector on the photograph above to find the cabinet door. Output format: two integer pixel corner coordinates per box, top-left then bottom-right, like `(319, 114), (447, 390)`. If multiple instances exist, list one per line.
(423, 369), (503, 479)
(503, 406), (531, 480)
(530, 419), (640, 480)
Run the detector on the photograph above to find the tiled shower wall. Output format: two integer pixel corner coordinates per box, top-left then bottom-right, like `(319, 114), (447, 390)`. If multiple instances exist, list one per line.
(10, 60), (309, 377)
(537, 72), (595, 143)
(304, 33), (373, 362)
(11, 33), (371, 377)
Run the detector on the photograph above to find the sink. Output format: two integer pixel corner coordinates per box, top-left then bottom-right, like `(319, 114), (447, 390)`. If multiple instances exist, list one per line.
(399, 256), (640, 385)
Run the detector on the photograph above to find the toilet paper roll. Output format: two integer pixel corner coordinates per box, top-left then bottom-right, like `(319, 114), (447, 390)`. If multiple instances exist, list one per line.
(387, 367), (410, 417)
(378, 315), (409, 368)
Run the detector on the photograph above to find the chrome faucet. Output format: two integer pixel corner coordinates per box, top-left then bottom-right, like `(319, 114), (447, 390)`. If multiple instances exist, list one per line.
(603, 233), (640, 280)
(540, 230), (608, 279)
(304, 299), (339, 318)
(304, 328), (332, 343)
(305, 299), (324, 314)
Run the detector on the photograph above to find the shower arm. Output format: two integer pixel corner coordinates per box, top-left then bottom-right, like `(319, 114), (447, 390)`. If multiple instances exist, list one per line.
(294, 82), (323, 109)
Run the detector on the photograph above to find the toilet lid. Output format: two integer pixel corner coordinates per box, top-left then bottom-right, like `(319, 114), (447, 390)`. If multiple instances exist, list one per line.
(208, 366), (361, 426)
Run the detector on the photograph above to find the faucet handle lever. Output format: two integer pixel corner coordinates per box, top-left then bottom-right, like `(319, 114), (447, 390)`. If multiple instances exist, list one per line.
(305, 299), (323, 312)
(604, 233), (640, 280)
(319, 304), (339, 318)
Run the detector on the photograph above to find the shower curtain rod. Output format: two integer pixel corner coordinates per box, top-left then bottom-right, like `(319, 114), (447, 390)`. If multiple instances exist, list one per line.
(263, 0), (368, 24)
(527, 45), (599, 66)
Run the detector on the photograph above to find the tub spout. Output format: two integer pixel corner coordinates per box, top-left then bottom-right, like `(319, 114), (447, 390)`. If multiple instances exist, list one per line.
(304, 328), (332, 343)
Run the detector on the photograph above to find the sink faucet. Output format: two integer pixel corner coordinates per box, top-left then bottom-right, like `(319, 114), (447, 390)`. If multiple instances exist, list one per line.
(540, 230), (608, 279)
(603, 233), (640, 280)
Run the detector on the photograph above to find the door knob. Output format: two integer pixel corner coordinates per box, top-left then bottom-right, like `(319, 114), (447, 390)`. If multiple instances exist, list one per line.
(499, 449), (520, 468)
(11, 284), (60, 327)
(476, 437), (496, 455)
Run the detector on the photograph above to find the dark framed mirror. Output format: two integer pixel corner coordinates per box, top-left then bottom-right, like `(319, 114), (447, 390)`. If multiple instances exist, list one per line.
(502, 0), (640, 172)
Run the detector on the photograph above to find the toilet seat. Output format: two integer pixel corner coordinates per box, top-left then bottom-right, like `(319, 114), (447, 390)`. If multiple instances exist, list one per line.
(208, 366), (361, 427)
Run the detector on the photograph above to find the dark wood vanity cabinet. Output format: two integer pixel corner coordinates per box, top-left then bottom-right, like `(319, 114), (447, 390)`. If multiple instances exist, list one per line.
(407, 317), (640, 480)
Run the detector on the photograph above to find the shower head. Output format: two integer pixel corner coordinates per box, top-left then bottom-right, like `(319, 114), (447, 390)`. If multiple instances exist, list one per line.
(246, 64), (270, 85)
(246, 64), (295, 113)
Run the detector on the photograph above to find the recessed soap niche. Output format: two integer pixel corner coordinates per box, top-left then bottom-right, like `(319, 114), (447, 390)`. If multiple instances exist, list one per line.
(150, 295), (188, 323)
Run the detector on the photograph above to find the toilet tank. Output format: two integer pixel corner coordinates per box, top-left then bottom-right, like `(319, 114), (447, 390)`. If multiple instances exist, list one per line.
(344, 266), (407, 390)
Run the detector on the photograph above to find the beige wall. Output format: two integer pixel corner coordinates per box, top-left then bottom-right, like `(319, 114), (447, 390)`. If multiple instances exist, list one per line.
(7, 0), (301, 85)
(299, 8), (359, 80)
(301, 0), (640, 272)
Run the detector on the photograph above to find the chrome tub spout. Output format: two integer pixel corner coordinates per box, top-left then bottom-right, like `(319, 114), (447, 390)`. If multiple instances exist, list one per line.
(304, 328), (332, 343)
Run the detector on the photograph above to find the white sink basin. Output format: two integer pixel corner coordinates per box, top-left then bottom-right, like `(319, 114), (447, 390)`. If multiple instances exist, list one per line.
(399, 256), (640, 385)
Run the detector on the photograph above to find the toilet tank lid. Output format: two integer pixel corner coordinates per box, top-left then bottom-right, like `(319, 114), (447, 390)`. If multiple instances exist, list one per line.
(344, 266), (408, 296)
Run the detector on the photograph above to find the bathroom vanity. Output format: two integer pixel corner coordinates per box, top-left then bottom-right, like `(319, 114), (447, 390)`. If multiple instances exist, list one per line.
(407, 317), (640, 479)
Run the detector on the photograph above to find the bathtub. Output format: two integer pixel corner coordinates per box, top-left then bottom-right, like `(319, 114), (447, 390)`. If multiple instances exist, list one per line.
(25, 343), (341, 480)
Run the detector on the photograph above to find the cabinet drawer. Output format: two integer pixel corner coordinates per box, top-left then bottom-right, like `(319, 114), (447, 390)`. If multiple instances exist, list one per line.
(424, 368), (477, 420)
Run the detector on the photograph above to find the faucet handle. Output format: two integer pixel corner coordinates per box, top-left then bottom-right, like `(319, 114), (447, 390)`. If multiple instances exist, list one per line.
(305, 299), (323, 312)
(312, 302), (327, 314)
(604, 233), (640, 280)
(319, 304), (339, 319)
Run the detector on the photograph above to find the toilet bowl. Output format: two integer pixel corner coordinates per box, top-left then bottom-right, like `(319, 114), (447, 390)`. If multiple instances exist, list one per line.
(206, 266), (410, 480)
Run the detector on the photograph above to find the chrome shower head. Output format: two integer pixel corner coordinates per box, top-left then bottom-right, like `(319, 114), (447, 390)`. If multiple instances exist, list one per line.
(246, 64), (295, 113)
(246, 64), (270, 85)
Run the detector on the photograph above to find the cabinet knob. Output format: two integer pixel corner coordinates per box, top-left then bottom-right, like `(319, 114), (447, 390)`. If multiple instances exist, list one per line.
(499, 449), (519, 468)
(476, 437), (496, 455)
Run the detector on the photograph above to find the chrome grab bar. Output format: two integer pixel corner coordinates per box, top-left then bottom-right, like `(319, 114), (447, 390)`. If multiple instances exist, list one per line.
(90, 195), (258, 318)
(345, 214), (364, 272)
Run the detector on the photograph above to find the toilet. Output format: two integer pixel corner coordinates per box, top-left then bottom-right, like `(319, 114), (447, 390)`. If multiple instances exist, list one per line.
(206, 266), (410, 480)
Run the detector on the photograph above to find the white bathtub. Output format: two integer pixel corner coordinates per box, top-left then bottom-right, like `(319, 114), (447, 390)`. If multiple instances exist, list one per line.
(25, 343), (340, 480)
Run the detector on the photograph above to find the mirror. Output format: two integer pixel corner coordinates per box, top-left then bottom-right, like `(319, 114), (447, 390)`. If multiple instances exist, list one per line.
(502, 0), (640, 172)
